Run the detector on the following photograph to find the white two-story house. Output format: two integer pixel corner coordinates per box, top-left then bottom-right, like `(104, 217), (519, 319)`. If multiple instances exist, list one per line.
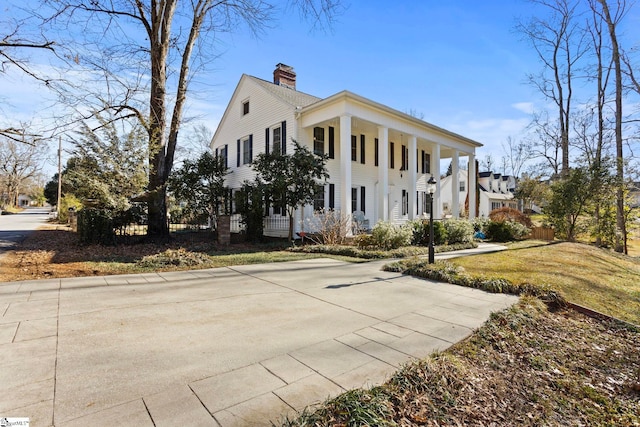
(210, 64), (482, 237)
(440, 169), (519, 218)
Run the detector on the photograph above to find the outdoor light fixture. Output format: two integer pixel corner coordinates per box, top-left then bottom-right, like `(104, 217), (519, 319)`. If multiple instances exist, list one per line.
(427, 176), (436, 264)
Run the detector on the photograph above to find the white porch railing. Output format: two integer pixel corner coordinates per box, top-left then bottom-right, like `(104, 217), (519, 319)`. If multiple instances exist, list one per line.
(229, 214), (290, 238)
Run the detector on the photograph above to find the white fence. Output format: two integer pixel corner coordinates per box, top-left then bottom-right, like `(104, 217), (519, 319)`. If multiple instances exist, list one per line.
(229, 214), (290, 238)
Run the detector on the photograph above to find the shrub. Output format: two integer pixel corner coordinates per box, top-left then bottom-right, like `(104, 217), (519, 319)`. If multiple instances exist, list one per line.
(302, 209), (349, 245)
(369, 221), (413, 250)
(58, 194), (83, 223)
(470, 216), (490, 233)
(409, 219), (447, 246)
(77, 208), (115, 245)
(443, 218), (474, 244)
(486, 220), (530, 242)
(137, 248), (212, 268)
(489, 207), (533, 228)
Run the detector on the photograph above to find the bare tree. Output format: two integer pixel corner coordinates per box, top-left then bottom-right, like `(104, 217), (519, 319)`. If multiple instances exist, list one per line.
(527, 110), (563, 177)
(593, 0), (628, 253)
(43, 0), (343, 239)
(0, 135), (47, 208)
(1, 3), (56, 142)
(501, 136), (533, 177)
(517, 0), (589, 175)
(480, 153), (494, 172)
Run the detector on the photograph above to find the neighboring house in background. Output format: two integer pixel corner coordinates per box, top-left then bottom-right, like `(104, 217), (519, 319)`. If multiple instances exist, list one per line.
(440, 169), (519, 218)
(210, 63), (482, 237)
(17, 194), (33, 207)
(630, 182), (640, 208)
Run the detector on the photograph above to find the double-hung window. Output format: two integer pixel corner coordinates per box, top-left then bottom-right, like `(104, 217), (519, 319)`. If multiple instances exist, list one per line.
(313, 185), (325, 211)
(314, 127), (325, 156)
(421, 151), (431, 174)
(351, 135), (357, 161)
(272, 127), (281, 154)
(242, 136), (253, 165)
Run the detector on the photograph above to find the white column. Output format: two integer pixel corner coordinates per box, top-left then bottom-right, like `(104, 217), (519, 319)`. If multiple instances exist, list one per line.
(432, 144), (441, 219)
(468, 152), (476, 219)
(377, 126), (389, 223)
(451, 149), (460, 218)
(340, 115), (353, 235)
(408, 135), (417, 219)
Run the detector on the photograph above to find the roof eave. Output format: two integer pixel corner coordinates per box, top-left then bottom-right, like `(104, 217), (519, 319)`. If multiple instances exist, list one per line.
(300, 90), (483, 148)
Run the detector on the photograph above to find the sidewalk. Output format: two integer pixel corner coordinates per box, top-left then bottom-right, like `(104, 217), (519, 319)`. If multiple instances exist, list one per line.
(0, 245), (515, 426)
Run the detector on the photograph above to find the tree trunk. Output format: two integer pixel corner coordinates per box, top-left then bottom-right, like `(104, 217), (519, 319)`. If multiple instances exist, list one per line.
(598, 0), (626, 254)
(146, 1), (177, 239)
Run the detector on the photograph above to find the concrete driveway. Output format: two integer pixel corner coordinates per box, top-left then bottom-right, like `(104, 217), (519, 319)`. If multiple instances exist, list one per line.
(0, 207), (51, 255)
(0, 254), (517, 426)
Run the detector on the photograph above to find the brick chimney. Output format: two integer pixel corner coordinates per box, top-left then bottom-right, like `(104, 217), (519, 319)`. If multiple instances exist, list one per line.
(273, 63), (296, 90)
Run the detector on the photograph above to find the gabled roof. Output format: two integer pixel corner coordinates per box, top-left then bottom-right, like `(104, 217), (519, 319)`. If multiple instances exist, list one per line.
(247, 75), (321, 108)
(478, 172), (492, 178)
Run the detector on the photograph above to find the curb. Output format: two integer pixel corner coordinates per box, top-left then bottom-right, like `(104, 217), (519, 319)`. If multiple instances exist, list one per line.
(566, 301), (640, 330)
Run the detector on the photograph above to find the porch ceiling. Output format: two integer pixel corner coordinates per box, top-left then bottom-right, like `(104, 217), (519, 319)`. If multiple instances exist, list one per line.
(302, 116), (472, 159)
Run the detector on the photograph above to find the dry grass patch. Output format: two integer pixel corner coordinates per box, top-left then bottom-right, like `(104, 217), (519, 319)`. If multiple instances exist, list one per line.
(282, 298), (640, 426)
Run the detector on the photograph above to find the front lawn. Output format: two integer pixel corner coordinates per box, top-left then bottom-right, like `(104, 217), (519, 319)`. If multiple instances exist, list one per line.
(450, 241), (640, 325)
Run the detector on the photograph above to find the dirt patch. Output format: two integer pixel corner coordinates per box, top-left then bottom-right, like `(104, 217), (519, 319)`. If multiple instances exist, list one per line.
(0, 225), (269, 282)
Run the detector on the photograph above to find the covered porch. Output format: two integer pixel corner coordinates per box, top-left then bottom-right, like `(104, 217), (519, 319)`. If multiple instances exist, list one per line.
(296, 91), (481, 234)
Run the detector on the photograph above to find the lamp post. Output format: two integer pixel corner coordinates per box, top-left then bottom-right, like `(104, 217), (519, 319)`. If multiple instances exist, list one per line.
(427, 176), (436, 264)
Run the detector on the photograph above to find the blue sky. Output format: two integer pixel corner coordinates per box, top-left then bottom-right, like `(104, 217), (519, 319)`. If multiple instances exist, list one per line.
(199, 1), (547, 160)
(2, 0), (639, 176)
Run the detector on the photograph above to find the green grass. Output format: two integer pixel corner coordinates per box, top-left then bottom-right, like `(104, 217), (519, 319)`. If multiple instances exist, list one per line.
(450, 241), (640, 325)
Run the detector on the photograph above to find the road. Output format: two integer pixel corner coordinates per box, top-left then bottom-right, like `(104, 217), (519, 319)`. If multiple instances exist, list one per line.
(0, 207), (51, 254)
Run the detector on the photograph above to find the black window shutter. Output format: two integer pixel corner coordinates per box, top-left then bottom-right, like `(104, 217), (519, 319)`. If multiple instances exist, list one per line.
(421, 150), (425, 173)
(390, 142), (395, 169)
(374, 138), (379, 166)
(328, 127), (335, 159)
(281, 121), (286, 154)
(215, 147), (219, 157)
(265, 128), (270, 155)
(360, 135), (365, 164)
(329, 184), (335, 209)
(236, 139), (240, 167)
(249, 134), (253, 162)
(224, 144), (228, 168)
(360, 186), (366, 213)
(416, 149), (419, 172)
(401, 145), (406, 170)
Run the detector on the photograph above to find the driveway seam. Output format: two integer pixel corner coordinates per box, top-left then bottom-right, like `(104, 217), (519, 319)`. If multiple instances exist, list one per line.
(226, 264), (405, 325)
(188, 383), (222, 426)
(52, 278), (61, 427)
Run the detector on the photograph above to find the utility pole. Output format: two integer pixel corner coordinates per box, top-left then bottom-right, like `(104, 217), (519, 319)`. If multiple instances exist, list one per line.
(57, 136), (62, 219)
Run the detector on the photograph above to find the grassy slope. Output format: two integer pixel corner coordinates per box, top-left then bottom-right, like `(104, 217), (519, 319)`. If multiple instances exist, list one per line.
(452, 241), (640, 325)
